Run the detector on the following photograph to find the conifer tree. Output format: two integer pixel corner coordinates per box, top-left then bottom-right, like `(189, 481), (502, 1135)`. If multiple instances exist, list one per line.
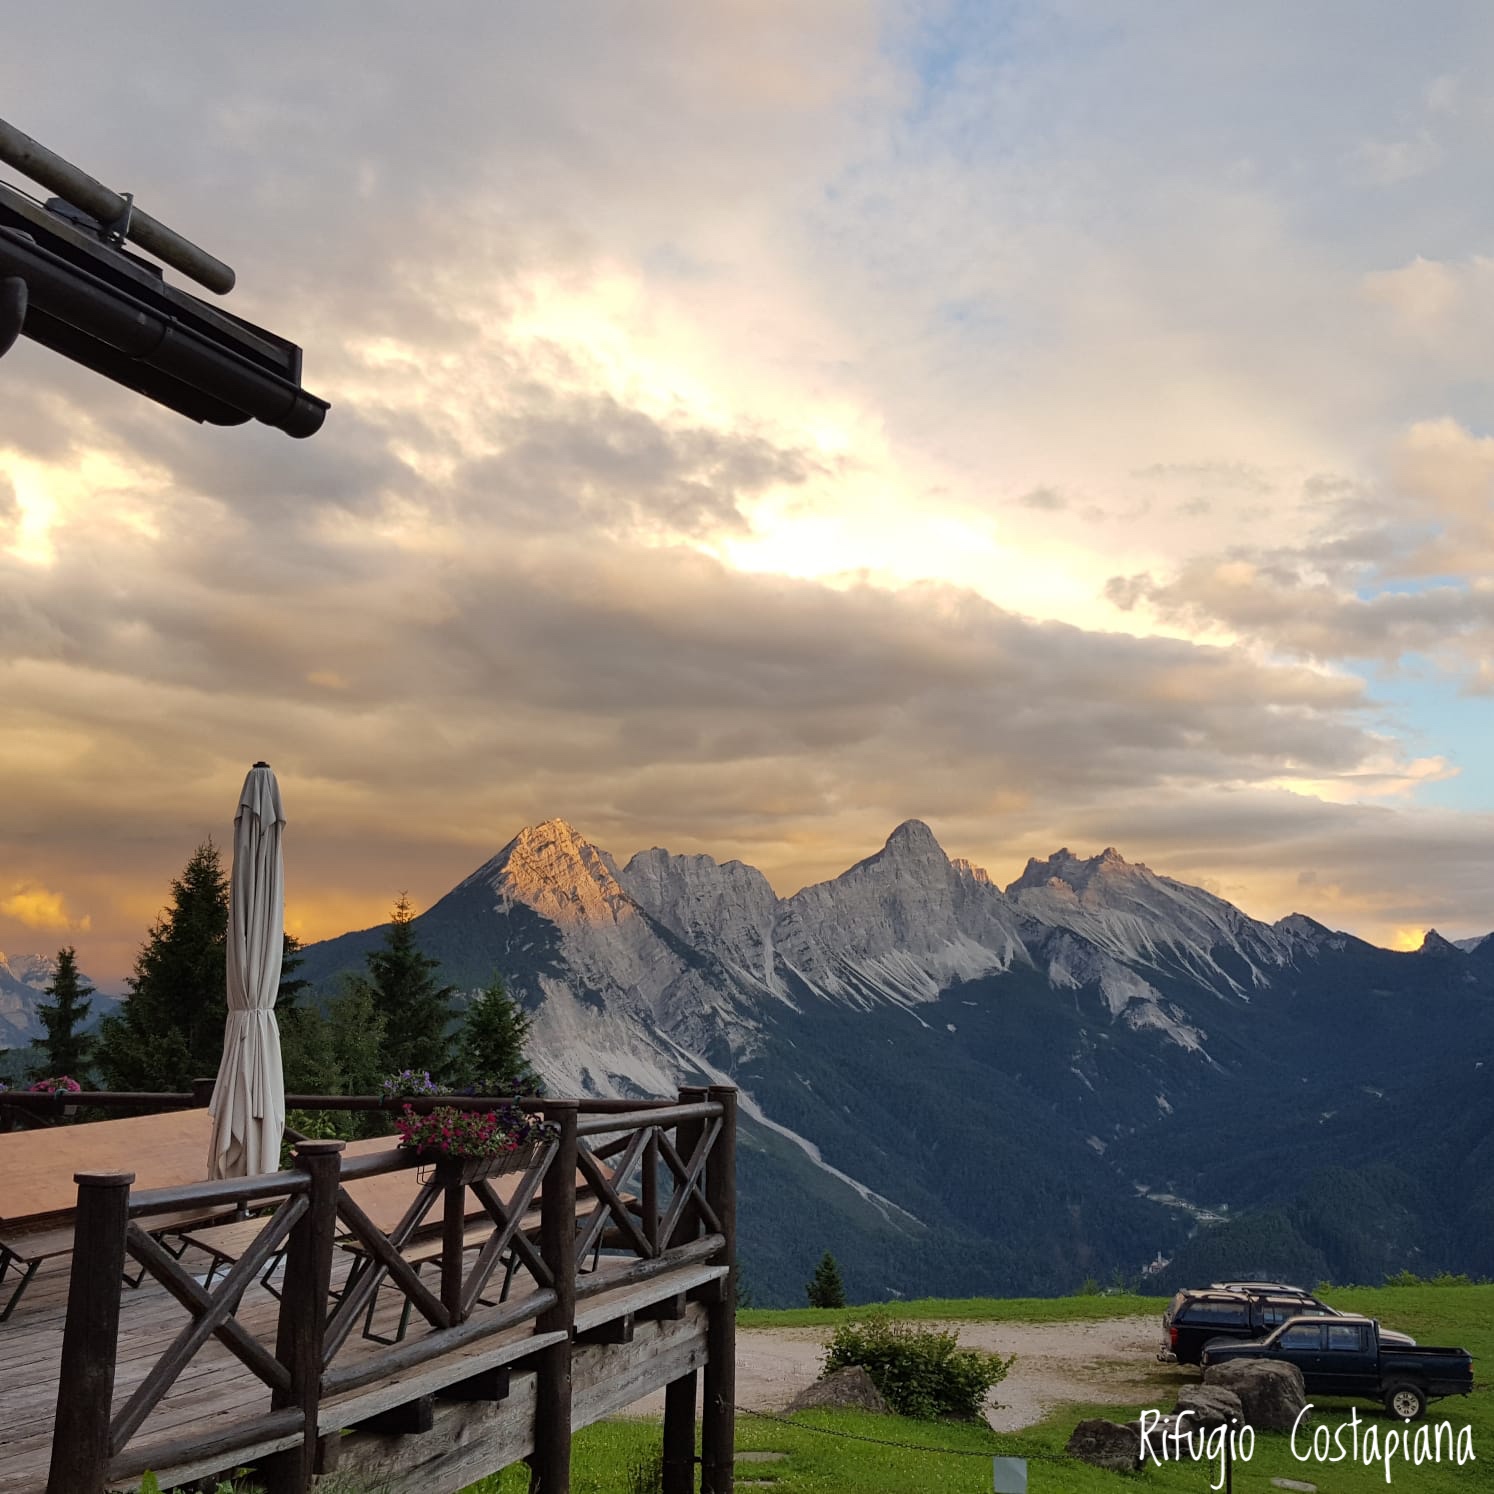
(350, 893), (455, 1078)
(97, 841), (230, 1090)
(806, 1250), (846, 1309)
(456, 975), (542, 1093)
(28, 945), (94, 1081)
(96, 842), (306, 1091)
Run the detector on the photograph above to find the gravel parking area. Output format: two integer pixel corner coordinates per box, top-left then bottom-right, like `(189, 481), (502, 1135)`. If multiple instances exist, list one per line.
(626, 1312), (1179, 1429)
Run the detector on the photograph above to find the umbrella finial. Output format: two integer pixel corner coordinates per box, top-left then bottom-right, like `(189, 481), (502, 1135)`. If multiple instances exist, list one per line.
(252, 760), (269, 768)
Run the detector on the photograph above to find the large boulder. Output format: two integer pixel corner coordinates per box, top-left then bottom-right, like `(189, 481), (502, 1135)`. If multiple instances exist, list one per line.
(1203, 1360), (1307, 1432)
(786, 1367), (891, 1415)
(1066, 1418), (1141, 1470)
(1176, 1385), (1246, 1429)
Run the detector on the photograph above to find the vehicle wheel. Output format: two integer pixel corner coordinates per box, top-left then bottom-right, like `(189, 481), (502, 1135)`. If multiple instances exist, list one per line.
(1385, 1383), (1426, 1420)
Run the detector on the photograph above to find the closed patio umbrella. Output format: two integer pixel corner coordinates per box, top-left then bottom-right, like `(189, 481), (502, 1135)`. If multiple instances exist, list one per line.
(208, 762), (287, 1178)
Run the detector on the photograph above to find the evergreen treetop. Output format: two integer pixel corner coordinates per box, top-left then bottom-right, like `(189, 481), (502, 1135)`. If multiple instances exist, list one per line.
(456, 975), (543, 1094)
(96, 841), (307, 1092)
(806, 1250), (847, 1309)
(352, 893), (456, 1079)
(97, 841), (230, 1091)
(28, 945), (95, 1082)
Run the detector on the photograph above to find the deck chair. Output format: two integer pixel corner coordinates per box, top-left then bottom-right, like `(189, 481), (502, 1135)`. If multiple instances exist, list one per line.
(0, 1108), (239, 1320)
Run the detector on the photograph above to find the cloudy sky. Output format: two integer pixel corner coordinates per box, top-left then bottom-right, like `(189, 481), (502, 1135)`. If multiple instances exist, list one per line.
(3, 2), (1492, 984)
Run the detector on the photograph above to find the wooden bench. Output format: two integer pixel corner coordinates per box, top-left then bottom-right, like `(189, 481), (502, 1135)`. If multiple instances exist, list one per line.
(0, 1203), (242, 1320)
(343, 1216), (540, 1344)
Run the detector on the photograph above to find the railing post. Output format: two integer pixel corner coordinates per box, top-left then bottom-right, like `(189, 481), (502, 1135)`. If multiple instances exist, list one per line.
(663, 1085), (708, 1494)
(191, 1076), (215, 1106)
(47, 1170), (134, 1494)
(701, 1087), (737, 1494)
(262, 1138), (344, 1494)
(531, 1101), (578, 1493)
(441, 1173), (467, 1322)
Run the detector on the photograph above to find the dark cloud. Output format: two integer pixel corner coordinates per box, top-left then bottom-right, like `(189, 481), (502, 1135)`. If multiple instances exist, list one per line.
(1017, 486), (1066, 511)
(457, 391), (817, 538)
(1130, 462), (1272, 494)
(1105, 548), (1494, 673)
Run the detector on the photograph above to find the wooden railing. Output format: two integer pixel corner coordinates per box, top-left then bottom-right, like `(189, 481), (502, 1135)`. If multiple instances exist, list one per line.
(36, 1087), (738, 1494)
(0, 1083), (663, 1130)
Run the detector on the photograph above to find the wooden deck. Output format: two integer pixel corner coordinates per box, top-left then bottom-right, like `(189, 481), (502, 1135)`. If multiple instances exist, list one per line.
(0, 1088), (738, 1494)
(0, 1240), (725, 1493)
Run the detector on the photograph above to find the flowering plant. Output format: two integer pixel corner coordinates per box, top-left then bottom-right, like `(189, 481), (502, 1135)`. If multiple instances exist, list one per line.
(29, 1075), (82, 1094)
(394, 1101), (556, 1160)
(379, 1070), (449, 1101)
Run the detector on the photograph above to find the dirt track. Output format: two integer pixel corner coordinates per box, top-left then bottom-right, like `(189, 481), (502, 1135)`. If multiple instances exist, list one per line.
(627, 1312), (1184, 1429)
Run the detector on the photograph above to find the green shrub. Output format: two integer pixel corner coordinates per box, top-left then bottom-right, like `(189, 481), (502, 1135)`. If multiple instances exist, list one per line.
(1382, 1269), (1480, 1288)
(626, 1443), (665, 1494)
(823, 1313), (1012, 1420)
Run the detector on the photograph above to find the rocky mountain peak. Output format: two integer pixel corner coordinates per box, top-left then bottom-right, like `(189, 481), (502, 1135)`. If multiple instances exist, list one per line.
(1275, 913), (1334, 942)
(618, 845), (781, 968)
(1417, 929), (1464, 958)
(858, 819), (951, 873)
(463, 818), (635, 929)
(1006, 845), (1142, 897)
(0, 951), (56, 987)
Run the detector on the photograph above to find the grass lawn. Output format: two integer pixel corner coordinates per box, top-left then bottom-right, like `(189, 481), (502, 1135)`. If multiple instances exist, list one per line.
(737, 1292), (1161, 1331)
(464, 1283), (1493, 1493)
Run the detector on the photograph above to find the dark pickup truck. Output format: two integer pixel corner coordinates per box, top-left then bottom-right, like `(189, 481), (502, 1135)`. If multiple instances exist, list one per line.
(1202, 1314), (1472, 1419)
(1161, 1285), (1415, 1366)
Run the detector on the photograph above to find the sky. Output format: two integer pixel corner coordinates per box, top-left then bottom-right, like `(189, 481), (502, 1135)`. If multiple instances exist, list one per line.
(1, 1), (1492, 986)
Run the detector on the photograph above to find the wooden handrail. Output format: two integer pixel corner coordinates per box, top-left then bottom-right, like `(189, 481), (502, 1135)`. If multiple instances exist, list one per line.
(2, 1087), (688, 1116)
(2, 1091), (200, 1110)
(126, 1170), (308, 1217)
(576, 1100), (722, 1135)
(39, 1088), (739, 1494)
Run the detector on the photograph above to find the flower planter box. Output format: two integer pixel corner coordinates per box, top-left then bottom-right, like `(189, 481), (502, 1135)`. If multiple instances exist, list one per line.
(412, 1136), (549, 1187)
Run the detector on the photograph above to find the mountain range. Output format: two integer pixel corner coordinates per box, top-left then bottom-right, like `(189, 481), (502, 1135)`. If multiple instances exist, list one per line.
(0, 950), (63, 1050)
(290, 818), (1494, 1305)
(0, 951), (120, 1063)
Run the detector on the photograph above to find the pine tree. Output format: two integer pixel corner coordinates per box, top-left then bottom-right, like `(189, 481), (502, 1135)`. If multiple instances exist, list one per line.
(328, 979), (389, 1098)
(277, 933), (311, 1012)
(28, 946), (95, 1081)
(806, 1250), (846, 1309)
(97, 841), (230, 1090)
(96, 842), (305, 1092)
(456, 975), (542, 1093)
(349, 894), (455, 1079)
(280, 979), (390, 1140)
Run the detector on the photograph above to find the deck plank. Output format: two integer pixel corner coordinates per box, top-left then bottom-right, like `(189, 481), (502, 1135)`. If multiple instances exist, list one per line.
(0, 1248), (714, 1494)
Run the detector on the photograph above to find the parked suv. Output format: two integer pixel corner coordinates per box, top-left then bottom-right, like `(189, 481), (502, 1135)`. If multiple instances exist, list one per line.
(1160, 1283), (1415, 1365)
